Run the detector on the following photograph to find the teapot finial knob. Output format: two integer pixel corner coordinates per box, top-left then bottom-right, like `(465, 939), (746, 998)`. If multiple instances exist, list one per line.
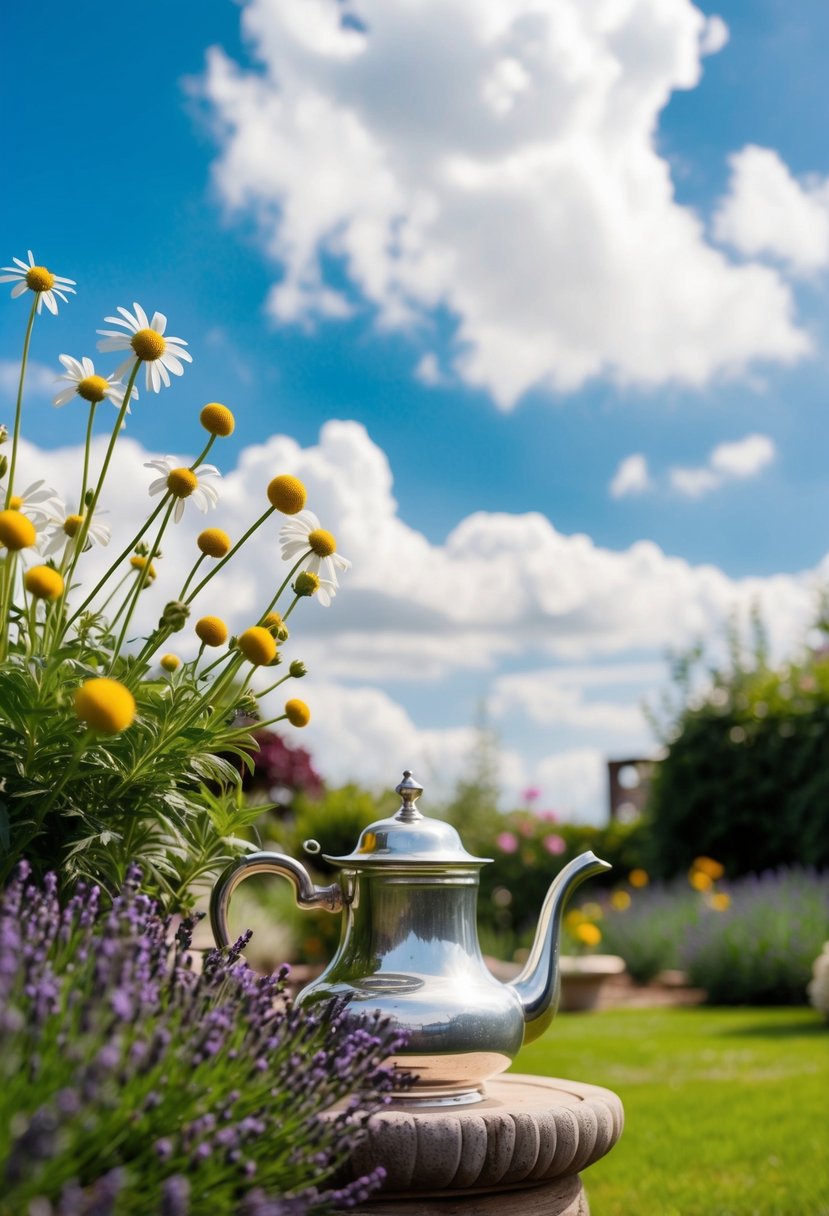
(394, 769), (424, 822)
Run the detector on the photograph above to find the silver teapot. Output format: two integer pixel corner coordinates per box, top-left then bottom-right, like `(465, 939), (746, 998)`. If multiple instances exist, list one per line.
(210, 771), (610, 1105)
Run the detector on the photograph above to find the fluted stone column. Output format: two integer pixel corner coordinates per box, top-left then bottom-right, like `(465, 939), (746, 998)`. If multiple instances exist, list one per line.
(337, 1074), (624, 1214)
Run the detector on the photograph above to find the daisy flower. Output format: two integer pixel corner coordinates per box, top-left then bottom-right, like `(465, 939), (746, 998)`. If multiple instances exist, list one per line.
(145, 456), (221, 523)
(1, 480), (62, 524)
(97, 303), (192, 393)
(54, 355), (137, 412)
(0, 250), (76, 315)
(39, 499), (111, 557)
(279, 509), (350, 603)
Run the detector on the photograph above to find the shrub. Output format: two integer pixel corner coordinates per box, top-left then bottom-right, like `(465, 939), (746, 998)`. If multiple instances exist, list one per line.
(593, 880), (702, 982)
(680, 868), (829, 1004)
(645, 615), (829, 879)
(0, 864), (404, 1214)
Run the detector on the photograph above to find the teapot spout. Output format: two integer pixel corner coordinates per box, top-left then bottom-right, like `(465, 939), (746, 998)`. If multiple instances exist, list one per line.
(508, 850), (611, 1043)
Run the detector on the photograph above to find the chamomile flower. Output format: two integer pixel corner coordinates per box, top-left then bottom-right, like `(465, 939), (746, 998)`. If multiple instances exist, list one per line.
(96, 303), (192, 393)
(54, 355), (137, 412)
(279, 510), (350, 606)
(39, 500), (111, 557)
(145, 456), (221, 523)
(1, 480), (62, 524)
(0, 250), (76, 315)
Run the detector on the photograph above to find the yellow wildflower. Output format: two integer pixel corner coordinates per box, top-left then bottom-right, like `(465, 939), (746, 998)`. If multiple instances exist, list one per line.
(693, 856), (725, 880)
(710, 892), (731, 912)
(195, 616), (228, 648)
(160, 654), (181, 673)
(197, 528), (231, 558)
(574, 922), (602, 947)
(24, 565), (64, 601)
(199, 403), (235, 437)
(611, 890), (631, 911)
(0, 510), (36, 550)
(285, 698), (311, 727)
(238, 626), (276, 667)
(74, 678), (136, 735)
(267, 475), (306, 515)
(629, 868), (649, 889)
(689, 870), (713, 892)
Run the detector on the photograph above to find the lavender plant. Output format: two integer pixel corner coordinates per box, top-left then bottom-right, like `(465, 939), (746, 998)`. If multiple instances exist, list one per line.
(0, 864), (405, 1215)
(679, 867), (829, 1004)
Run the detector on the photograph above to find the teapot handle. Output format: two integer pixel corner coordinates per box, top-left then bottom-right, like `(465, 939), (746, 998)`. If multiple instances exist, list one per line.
(209, 851), (343, 949)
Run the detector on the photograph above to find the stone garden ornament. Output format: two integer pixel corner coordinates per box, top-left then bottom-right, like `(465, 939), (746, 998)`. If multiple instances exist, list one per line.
(211, 770), (610, 1106)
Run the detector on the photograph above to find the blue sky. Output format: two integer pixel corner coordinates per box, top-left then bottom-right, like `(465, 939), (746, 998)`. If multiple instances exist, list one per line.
(3, 0), (829, 820)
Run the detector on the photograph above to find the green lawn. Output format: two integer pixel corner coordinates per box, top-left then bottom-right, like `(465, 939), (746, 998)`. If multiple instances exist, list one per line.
(514, 1006), (828, 1216)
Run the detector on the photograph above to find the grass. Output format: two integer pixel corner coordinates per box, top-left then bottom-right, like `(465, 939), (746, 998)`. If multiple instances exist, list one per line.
(513, 1006), (828, 1216)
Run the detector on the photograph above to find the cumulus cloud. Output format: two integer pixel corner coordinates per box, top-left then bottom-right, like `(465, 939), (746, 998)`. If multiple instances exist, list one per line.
(713, 145), (829, 276)
(610, 453), (652, 498)
(670, 432), (776, 497)
(0, 359), (56, 398)
(198, 0), (808, 409)
(13, 422), (823, 819)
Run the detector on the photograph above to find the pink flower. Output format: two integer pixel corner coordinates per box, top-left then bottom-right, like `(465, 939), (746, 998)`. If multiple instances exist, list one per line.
(496, 832), (519, 854)
(518, 819), (534, 838)
(543, 834), (566, 855)
(522, 786), (541, 804)
(539, 809), (560, 824)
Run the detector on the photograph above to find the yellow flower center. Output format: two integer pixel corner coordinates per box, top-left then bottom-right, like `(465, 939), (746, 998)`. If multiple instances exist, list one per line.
(294, 571), (320, 597)
(238, 626), (277, 667)
(25, 266), (55, 293)
(263, 611), (289, 640)
(8, 496), (23, 510)
(24, 565), (64, 601)
(308, 528), (336, 557)
(160, 654), (181, 672)
(197, 527), (231, 558)
(77, 375), (109, 403)
(74, 677), (136, 735)
(200, 403), (235, 437)
(166, 467), (198, 498)
(267, 475), (307, 514)
(130, 555), (157, 580)
(195, 615), (228, 648)
(131, 327), (167, 361)
(0, 510), (36, 550)
(284, 698), (311, 728)
(63, 514), (84, 537)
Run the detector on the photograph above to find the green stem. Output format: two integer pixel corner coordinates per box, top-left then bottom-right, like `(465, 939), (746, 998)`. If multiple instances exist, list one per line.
(2, 730), (94, 877)
(0, 550), (18, 662)
(78, 400), (99, 511)
(4, 295), (38, 509)
(253, 671), (292, 699)
(63, 359), (141, 606)
(110, 499), (175, 666)
(257, 554), (310, 623)
(178, 553), (206, 602)
(184, 506), (275, 605)
(281, 594), (301, 622)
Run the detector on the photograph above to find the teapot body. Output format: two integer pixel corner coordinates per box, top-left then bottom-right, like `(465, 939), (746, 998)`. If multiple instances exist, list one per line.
(298, 863), (526, 1103)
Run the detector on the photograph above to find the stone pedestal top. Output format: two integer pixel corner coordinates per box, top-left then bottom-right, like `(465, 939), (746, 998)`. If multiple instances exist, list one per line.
(346, 1073), (624, 1202)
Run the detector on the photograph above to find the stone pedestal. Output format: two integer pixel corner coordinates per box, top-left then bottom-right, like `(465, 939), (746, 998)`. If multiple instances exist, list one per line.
(337, 1074), (624, 1214)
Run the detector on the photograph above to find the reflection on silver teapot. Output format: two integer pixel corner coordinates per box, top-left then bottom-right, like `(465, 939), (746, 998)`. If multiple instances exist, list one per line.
(211, 771), (610, 1105)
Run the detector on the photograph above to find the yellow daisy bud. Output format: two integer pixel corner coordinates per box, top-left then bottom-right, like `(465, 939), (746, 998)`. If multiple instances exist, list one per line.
(689, 870), (713, 892)
(628, 868), (649, 889)
(692, 856), (724, 880)
(24, 565), (64, 601)
(130, 555), (157, 580)
(160, 654), (181, 672)
(200, 403), (236, 437)
(197, 528), (232, 558)
(74, 678), (136, 735)
(285, 698), (311, 728)
(294, 571), (320, 597)
(0, 510), (36, 551)
(237, 626), (276, 667)
(195, 616), (228, 647)
(267, 474), (306, 515)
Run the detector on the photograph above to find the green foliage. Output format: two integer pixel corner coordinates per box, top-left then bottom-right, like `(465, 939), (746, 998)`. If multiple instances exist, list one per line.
(517, 1007), (829, 1216)
(598, 880), (703, 982)
(646, 612), (829, 879)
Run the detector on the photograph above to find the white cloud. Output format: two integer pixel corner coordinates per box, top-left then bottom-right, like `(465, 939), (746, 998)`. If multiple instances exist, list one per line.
(414, 352), (445, 387)
(11, 423), (824, 821)
(610, 453), (652, 498)
(670, 432), (776, 497)
(713, 145), (829, 276)
(531, 748), (608, 824)
(710, 433), (776, 479)
(0, 359), (56, 399)
(199, 0), (808, 410)
(699, 15), (729, 56)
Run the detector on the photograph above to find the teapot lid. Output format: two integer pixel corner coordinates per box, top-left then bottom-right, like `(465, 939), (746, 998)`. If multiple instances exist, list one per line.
(323, 771), (492, 867)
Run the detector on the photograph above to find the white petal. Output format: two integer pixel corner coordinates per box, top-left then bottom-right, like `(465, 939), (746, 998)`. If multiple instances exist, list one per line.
(157, 361), (170, 388)
(0, 274), (23, 283)
(117, 305), (141, 330)
(174, 498), (185, 523)
(159, 353), (184, 377)
(26, 251), (35, 267)
(42, 292), (58, 315)
(133, 302), (149, 329)
(53, 388), (76, 406)
(150, 311), (167, 335)
(11, 280), (28, 298)
(97, 337), (131, 353)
